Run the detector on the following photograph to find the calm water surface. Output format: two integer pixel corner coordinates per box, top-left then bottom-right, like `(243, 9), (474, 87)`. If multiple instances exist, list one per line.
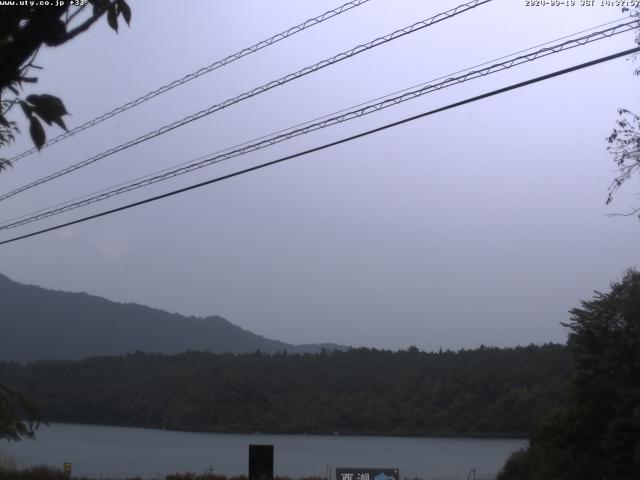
(0, 423), (526, 480)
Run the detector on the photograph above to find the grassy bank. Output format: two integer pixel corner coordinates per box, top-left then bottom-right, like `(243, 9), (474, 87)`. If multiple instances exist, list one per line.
(0, 466), (326, 480)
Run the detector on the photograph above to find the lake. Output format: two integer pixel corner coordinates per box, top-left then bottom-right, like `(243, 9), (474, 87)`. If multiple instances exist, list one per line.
(0, 423), (526, 480)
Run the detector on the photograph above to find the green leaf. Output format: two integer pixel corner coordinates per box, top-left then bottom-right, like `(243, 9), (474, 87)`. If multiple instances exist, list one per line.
(91, 0), (109, 16)
(117, 0), (131, 25)
(27, 94), (69, 117)
(52, 116), (68, 131)
(29, 116), (45, 150)
(35, 113), (52, 126)
(107, 4), (118, 32)
(19, 101), (32, 118)
(26, 94), (69, 130)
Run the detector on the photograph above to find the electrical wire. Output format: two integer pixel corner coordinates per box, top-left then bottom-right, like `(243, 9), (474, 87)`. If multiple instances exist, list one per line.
(1, 19), (636, 231)
(6, 0), (373, 164)
(0, 0), (493, 203)
(0, 14), (627, 227)
(1, 46), (637, 246)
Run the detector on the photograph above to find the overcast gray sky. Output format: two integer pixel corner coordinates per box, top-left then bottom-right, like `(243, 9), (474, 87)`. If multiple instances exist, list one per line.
(1, 0), (639, 351)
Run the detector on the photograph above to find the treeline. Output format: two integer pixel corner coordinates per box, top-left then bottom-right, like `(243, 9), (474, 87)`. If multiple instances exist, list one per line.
(0, 344), (569, 438)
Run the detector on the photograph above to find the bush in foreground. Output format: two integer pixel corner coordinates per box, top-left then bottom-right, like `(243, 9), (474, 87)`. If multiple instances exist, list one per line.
(0, 468), (327, 480)
(0, 465), (67, 480)
(497, 270), (640, 480)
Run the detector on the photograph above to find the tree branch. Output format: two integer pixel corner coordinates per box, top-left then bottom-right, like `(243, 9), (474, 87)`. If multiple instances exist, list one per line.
(48, 2), (115, 46)
(65, 4), (88, 27)
(606, 206), (640, 217)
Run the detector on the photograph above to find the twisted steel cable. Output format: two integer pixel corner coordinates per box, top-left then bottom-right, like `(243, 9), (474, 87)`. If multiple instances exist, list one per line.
(1, 46), (638, 246)
(1, 16), (630, 229)
(7, 0), (372, 164)
(0, 0), (493, 203)
(2, 19), (636, 232)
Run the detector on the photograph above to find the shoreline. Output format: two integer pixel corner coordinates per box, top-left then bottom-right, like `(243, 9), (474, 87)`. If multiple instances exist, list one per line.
(30, 421), (530, 441)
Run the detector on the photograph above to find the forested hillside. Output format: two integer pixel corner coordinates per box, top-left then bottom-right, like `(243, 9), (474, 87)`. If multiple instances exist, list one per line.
(0, 274), (343, 361)
(0, 344), (569, 437)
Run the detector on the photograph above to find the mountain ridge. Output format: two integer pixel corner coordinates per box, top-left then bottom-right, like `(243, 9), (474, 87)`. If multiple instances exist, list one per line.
(0, 273), (345, 362)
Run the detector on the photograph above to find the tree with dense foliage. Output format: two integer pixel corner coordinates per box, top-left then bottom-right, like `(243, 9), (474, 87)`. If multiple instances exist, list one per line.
(0, 0), (131, 172)
(0, 344), (569, 438)
(497, 270), (640, 480)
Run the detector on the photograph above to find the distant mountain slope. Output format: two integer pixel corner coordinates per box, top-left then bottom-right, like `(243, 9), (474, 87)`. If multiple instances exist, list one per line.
(0, 274), (344, 362)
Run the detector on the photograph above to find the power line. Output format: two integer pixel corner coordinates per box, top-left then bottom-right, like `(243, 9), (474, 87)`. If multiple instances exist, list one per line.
(0, 0), (493, 204)
(6, 0), (373, 164)
(1, 46), (637, 247)
(1, 19), (636, 232)
(2, 18), (635, 229)
(0, 15), (629, 228)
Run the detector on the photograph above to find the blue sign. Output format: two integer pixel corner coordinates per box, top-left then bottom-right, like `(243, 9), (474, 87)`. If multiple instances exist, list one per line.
(336, 468), (399, 480)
